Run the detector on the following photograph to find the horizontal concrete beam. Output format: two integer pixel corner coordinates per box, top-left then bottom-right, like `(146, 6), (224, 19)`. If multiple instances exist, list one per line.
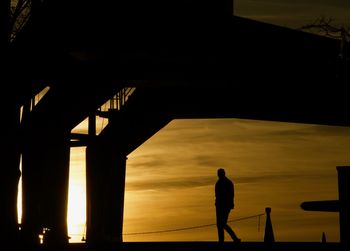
(301, 200), (339, 212)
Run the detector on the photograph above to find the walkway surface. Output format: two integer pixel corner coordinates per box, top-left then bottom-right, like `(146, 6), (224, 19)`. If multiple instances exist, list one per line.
(17, 241), (343, 251)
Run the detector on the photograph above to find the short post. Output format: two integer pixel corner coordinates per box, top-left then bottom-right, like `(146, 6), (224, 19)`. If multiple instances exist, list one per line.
(322, 232), (327, 243)
(264, 207), (275, 243)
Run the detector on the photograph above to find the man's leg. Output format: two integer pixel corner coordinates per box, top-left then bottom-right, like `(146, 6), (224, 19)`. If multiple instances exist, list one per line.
(216, 207), (225, 242)
(223, 209), (240, 242)
(217, 225), (225, 242)
(224, 225), (240, 242)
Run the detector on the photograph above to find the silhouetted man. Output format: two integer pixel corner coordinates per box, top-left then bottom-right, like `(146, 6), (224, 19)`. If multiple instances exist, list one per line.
(215, 168), (240, 243)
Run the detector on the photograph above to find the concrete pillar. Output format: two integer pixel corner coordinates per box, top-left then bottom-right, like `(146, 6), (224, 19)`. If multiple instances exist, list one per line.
(337, 166), (350, 246)
(41, 132), (70, 246)
(0, 1), (20, 244)
(86, 142), (126, 243)
(21, 140), (42, 245)
(0, 105), (21, 243)
(22, 128), (70, 246)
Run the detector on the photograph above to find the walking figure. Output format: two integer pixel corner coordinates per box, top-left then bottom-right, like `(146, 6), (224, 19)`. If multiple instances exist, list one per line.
(215, 168), (241, 243)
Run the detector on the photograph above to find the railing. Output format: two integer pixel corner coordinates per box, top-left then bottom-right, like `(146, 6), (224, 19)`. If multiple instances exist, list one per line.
(111, 87), (136, 111)
(79, 208), (273, 242)
(123, 213), (265, 237)
(97, 87), (136, 116)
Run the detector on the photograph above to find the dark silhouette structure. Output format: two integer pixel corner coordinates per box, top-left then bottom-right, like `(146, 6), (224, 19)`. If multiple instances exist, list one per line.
(264, 207), (275, 243)
(0, 0), (350, 250)
(215, 168), (240, 243)
(301, 166), (350, 249)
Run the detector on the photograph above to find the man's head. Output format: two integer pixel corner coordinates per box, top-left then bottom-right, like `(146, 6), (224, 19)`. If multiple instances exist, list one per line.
(217, 168), (226, 179)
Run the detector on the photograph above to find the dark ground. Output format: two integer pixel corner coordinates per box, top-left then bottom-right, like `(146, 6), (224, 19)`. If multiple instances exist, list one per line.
(13, 241), (345, 251)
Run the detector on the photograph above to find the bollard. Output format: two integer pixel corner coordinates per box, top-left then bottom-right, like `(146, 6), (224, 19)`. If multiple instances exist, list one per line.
(264, 207), (275, 243)
(322, 232), (327, 243)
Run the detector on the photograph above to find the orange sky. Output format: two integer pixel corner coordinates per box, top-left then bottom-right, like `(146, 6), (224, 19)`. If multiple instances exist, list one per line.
(122, 119), (350, 242)
(67, 118), (350, 242)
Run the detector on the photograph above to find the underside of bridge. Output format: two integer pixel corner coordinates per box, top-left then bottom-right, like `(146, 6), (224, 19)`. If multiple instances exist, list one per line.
(0, 0), (349, 248)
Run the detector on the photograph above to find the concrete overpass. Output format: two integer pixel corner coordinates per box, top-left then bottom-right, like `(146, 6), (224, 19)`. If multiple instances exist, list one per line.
(0, 0), (349, 249)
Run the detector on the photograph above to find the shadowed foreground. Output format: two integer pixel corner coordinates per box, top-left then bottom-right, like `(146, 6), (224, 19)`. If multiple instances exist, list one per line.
(12, 242), (345, 251)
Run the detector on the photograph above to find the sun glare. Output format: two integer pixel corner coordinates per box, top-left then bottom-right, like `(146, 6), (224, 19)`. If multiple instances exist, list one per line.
(17, 155), (22, 224)
(67, 147), (86, 242)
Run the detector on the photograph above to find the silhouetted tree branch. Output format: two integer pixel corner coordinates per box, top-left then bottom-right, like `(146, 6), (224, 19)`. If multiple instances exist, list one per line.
(301, 16), (350, 60)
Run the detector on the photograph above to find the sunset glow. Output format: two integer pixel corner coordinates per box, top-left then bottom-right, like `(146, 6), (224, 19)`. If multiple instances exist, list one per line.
(123, 119), (346, 242)
(66, 118), (350, 242)
(67, 147), (86, 243)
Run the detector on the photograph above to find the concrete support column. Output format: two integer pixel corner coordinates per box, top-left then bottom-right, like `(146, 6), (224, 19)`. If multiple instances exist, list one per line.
(21, 129), (70, 246)
(86, 143), (126, 244)
(0, 0), (20, 244)
(337, 166), (350, 246)
(0, 105), (21, 243)
(42, 132), (70, 246)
